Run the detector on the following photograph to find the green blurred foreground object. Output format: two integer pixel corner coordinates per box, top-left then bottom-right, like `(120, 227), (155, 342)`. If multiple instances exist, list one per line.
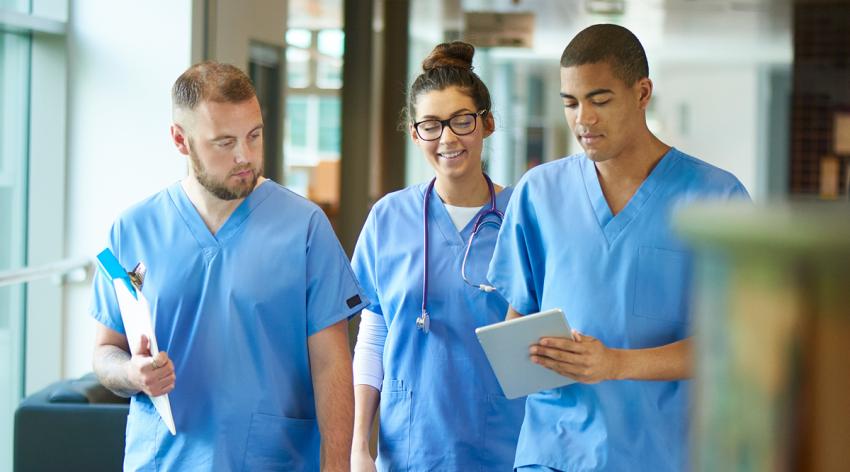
(676, 201), (850, 472)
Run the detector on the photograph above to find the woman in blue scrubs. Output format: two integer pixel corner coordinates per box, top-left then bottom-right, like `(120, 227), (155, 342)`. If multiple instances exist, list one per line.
(350, 41), (525, 471)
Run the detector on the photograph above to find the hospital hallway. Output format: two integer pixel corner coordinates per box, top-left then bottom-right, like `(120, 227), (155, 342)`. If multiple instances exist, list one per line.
(2, 0), (849, 470)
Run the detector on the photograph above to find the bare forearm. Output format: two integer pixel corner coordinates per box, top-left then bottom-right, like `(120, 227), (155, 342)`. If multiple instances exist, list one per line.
(310, 321), (355, 471)
(612, 338), (692, 381)
(314, 360), (354, 470)
(353, 384), (380, 451)
(93, 345), (139, 397)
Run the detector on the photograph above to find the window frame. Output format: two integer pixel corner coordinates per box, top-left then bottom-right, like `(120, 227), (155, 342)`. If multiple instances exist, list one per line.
(0, 3), (68, 470)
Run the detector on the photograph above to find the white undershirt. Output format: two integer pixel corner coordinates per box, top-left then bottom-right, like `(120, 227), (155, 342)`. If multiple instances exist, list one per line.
(352, 202), (485, 390)
(443, 203), (483, 231)
(353, 309), (386, 390)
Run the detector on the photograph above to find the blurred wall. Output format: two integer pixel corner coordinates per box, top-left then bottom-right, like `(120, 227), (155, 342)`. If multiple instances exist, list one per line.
(63, 0), (194, 377)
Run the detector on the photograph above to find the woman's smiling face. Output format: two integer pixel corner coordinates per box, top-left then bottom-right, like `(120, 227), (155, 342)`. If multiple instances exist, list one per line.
(410, 86), (493, 182)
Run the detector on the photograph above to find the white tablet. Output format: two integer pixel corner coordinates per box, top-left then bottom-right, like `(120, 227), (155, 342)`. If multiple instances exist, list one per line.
(475, 308), (576, 399)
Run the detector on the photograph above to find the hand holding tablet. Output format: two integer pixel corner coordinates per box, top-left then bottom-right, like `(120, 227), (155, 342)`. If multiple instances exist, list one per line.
(475, 308), (576, 399)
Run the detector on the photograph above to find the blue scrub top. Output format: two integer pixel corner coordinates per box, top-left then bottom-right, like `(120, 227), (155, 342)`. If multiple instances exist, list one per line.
(352, 183), (525, 472)
(488, 149), (749, 472)
(90, 180), (368, 472)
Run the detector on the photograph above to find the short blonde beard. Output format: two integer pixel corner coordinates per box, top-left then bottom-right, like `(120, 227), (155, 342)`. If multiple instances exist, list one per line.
(187, 138), (261, 200)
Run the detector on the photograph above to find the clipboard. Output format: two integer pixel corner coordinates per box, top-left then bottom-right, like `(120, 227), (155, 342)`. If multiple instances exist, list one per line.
(96, 248), (177, 435)
(475, 308), (576, 399)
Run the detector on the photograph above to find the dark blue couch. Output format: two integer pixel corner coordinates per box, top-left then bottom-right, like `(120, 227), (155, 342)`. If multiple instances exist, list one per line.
(14, 373), (129, 471)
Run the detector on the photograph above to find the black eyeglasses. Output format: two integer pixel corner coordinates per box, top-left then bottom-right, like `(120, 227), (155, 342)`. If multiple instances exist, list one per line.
(413, 110), (488, 141)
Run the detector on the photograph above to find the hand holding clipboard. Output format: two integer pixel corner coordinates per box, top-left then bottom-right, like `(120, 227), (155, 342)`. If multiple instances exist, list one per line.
(96, 249), (177, 435)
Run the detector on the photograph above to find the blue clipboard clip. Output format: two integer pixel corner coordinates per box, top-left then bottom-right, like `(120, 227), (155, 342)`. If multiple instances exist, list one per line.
(95, 248), (138, 299)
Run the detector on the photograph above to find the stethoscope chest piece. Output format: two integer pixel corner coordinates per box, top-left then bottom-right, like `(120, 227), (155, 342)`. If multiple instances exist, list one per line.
(416, 311), (430, 333)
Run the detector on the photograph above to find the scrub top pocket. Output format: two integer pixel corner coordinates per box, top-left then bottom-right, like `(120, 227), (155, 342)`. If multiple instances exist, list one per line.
(378, 380), (413, 471)
(241, 413), (319, 471)
(633, 246), (689, 324)
(124, 398), (160, 469)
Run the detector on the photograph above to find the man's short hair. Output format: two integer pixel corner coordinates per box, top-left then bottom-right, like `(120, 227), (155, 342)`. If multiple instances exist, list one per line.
(172, 61), (256, 110)
(560, 24), (649, 86)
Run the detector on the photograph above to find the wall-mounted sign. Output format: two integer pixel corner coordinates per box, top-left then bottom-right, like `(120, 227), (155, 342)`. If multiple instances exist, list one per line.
(586, 0), (625, 15)
(463, 12), (535, 48)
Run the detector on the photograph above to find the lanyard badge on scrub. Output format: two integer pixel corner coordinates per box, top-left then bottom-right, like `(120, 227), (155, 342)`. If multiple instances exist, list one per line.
(417, 173), (503, 333)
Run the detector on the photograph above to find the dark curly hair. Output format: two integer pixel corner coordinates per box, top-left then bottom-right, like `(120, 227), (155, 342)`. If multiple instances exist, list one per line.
(560, 24), (649, 86)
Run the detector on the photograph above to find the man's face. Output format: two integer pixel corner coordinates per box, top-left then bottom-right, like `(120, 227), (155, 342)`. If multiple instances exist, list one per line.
(178, 97), (264, 200)
(559, 62), (650, 163)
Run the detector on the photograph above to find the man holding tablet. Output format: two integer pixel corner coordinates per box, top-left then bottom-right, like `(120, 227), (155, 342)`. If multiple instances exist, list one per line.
(487, 24), (749, 471)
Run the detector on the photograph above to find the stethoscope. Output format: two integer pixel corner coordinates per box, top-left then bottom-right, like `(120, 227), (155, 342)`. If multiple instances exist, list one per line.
(417, 173), (503, 333)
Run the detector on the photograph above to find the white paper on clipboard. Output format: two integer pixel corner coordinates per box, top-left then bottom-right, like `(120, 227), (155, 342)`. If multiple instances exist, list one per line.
(112, 279), (177, 435)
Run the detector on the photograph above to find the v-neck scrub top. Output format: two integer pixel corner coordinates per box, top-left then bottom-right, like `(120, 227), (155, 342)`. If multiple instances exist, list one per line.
(488, 149), (749, 471)
(90, 180), (368, 471)
(351, 183), (525, 471)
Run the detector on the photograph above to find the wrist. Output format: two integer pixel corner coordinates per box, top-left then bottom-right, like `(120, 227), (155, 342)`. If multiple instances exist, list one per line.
(351, 435), (371, 452)
(610, 348), (628, 381)
(352, 448), (372, 459)
(124, 357), (144, 393)
(124, 358), (136, 387)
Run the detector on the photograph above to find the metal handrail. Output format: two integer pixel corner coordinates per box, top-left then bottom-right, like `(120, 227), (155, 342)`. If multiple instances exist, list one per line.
(0, 257), (92, 288)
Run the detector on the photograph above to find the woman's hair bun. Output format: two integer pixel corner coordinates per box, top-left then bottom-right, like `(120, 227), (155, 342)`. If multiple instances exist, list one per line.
(421, 41), (475, 72)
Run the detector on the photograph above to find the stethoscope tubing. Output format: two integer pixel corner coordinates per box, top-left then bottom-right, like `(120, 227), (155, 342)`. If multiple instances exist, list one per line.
(419, 174), (502, 333)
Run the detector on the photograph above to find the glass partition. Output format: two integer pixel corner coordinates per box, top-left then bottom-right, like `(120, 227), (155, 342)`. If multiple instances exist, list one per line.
(285, 0), (344, 223)
(0, 29), (31, 469)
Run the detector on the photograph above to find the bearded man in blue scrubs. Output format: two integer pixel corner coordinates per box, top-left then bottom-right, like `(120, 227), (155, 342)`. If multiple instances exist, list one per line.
(90, 61), (367, 471)
(488, 24), (749, 471)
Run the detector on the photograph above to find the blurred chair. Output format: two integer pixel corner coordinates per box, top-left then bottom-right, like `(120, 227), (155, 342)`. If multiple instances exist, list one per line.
(14, 373), (128, 471)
